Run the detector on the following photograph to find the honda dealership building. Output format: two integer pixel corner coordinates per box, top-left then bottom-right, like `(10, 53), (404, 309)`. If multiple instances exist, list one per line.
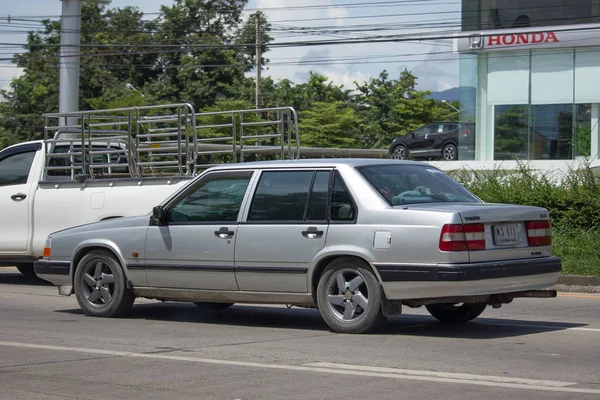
(453, 0), (600, 164)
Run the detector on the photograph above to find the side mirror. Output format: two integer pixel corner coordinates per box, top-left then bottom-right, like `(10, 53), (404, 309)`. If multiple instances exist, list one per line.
(152, 206), (167, 225)
(411, 132), (416, 138)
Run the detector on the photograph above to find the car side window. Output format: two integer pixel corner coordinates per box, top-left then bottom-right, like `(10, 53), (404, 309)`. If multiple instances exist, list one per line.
(168, 171), (253, 223)
(443, 124), (459, 133)
(0, 151), (36, 186)
(413, 126), (429, 136)
(331, 172), (356, 222)
(247, 171), (314, 221)
(306, 171), (331, 221)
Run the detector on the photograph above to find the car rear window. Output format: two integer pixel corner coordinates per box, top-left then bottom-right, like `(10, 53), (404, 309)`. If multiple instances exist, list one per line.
(357, 164), (480, 206)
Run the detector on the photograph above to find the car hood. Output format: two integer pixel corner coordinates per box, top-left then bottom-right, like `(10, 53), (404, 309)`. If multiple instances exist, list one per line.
(49, 214), (151, 238)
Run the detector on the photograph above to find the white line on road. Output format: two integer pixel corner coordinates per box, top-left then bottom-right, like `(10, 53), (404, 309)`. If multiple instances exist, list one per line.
(1, 341), (600, 395)
(305, 362), (574, 387)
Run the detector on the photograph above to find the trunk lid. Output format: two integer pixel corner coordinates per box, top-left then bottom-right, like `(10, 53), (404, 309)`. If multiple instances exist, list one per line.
(397, 202), (553, 262)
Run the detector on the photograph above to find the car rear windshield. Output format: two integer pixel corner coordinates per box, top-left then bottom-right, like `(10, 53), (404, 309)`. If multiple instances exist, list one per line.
(356, 164), (480, 206)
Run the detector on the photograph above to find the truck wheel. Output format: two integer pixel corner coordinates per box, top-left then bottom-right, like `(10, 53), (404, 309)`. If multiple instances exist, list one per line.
(316, 257), (386, 334)
(74, 250), (134, 317)
(426, 302), (486, 323)
(194, 302), (234, 310)
(15, 263), (37, 279)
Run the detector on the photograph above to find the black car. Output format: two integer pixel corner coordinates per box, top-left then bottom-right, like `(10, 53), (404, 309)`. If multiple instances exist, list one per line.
(389, 122), (475, 161)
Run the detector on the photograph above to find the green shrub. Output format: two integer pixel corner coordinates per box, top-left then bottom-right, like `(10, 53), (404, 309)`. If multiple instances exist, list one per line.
(449, 162), (600, 231)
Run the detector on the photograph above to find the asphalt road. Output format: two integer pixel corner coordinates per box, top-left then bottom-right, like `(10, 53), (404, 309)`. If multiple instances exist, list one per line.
(1, 266), (599, 400)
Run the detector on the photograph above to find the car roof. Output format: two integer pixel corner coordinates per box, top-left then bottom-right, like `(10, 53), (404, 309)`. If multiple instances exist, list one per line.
(205, 158), (432, 171)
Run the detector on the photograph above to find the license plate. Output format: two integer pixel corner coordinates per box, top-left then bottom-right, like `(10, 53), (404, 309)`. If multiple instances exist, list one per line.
(493, 224), (522, 246)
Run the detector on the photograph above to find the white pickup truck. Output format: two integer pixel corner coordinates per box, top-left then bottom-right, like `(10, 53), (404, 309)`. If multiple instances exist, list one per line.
(0, 103), (300, 277)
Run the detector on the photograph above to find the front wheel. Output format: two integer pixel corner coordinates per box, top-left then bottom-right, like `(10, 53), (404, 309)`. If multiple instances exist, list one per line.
(426, 302), (486, 323)
(74, 250), (134, 317)
(442, 144), (457, 160)
(317, 258), (386, 334)
(391, 145), (408, 160)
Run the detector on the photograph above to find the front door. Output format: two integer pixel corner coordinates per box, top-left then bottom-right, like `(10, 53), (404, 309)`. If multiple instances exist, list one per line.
(408, 124), (440, 156)
(144, 170), (254, 290)
(234, 169), (333, 293)
(0, 144), (39, 253)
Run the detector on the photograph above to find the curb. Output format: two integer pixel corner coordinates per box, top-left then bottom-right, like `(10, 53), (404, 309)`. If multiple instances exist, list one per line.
(556, 275), (600, 294)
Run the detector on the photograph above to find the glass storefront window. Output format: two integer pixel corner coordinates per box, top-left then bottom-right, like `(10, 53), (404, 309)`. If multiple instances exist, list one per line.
(494, 105), (529, 160)
(461, 47), (599, 161)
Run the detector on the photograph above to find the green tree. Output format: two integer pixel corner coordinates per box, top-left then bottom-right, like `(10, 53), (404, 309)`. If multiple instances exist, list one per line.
(299, 101), (363, 148)
(354, 69), (455, 148)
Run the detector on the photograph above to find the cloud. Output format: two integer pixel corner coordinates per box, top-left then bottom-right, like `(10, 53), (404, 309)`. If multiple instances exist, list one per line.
(0, 66), (24, 93)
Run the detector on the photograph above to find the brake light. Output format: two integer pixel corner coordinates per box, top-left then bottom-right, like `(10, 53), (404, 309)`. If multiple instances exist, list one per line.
(43, 247), (51, 258)
(439, 223), (485, 251)
(526, 220), (552, 246)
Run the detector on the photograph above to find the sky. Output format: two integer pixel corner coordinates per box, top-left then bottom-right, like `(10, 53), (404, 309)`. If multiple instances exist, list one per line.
(0, 0), (461, 94)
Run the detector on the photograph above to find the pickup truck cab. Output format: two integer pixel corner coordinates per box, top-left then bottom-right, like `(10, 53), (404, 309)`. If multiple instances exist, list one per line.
(0, 103), (300, 277)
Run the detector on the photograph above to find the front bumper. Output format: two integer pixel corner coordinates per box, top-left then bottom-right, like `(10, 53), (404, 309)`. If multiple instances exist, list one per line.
(34, 259), (72, 287)
(374, 256), (562, 300)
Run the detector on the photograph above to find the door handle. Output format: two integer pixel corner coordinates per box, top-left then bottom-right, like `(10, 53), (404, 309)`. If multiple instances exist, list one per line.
(11, 193), (27, 201)
(302, 227), (323, 239)
(214, 227), (234, 239)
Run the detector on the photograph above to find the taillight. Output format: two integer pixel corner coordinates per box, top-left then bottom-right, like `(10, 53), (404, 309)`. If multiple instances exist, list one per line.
(526, 220), (552, 246)
(440, 223), (485, 251)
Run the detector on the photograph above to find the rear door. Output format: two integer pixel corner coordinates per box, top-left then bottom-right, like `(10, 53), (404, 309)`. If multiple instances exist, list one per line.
(0, 143), (41, 253)
(234, 169), (332, 293)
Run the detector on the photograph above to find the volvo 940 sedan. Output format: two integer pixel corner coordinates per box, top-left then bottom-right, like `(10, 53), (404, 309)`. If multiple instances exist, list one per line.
(35, 159), (561, 334)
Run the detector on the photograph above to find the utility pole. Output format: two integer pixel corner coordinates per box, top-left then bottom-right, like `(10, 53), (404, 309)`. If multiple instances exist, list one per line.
(255, 11), (261, 109)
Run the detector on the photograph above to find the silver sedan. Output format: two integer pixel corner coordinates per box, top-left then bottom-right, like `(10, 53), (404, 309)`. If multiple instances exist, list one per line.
(35, 159), (561, 333)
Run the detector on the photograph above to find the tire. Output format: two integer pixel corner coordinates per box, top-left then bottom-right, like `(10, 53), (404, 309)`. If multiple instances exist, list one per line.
(194, 302), (234, 310)
(15, 263), (37, 279)
(316, 257), (386, 334)
(74, 250), (134, 317)
(391, 145), (408, 160)
(426, 302), (486, 323)
(442, 143), (457, 161)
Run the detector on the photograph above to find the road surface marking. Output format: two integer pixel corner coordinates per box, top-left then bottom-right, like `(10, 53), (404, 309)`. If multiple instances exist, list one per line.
(1, 341), (600, 394)
(558, 293), (600, 299)
(305, 362), (573, 386)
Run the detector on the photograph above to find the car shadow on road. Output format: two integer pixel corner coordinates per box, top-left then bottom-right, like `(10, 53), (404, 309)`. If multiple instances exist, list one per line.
(0, 270), (52, 286)
(56, 301), (588, 338)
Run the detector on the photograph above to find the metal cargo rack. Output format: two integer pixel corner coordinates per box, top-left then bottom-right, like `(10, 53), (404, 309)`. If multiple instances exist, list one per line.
(42, 103), (300, 181)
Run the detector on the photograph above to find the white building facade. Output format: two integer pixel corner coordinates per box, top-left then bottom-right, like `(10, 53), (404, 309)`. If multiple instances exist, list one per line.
(450, 0), (600, 173)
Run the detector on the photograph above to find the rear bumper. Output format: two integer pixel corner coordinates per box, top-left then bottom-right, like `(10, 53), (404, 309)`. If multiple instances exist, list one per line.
(374, 256), (562, 300)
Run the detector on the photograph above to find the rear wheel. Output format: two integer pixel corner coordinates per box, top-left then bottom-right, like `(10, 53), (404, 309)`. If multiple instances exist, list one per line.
(317, 258), (386, 334)
(74, 250), (134, 317)
(426, 302), (486, 323)
(15, 263), (37, 279)
(442, 144), (457, 160)
(194, 302), (234, 310)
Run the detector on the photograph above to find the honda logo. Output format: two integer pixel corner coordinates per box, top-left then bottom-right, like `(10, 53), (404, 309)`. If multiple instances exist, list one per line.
(469, 34), (484, 50)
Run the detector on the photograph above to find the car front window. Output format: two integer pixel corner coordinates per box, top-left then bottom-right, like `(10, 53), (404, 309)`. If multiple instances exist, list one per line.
(357, 164), (480, 206)
(169, 171), (253, 223)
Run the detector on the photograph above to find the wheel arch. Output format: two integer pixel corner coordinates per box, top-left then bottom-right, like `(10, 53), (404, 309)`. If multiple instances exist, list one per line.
(309, 252), (382, 303)
(71, 241), (131, 285)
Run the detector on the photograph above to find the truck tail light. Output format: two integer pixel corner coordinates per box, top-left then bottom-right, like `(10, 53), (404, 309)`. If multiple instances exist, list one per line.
(526, 220), (552, 247)
(439, 223), (485, 251)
